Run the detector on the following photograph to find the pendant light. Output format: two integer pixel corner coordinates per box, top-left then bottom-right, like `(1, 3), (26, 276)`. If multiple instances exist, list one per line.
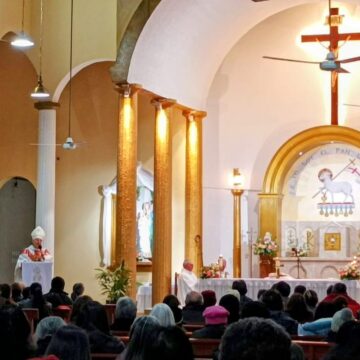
(11, 0), (34, 48)
(31, 0), (49, 99)
(63, 0), (76, 150)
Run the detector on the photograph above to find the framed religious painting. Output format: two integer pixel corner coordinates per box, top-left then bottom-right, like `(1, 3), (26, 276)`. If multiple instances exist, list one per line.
(324, 233), (341, 251)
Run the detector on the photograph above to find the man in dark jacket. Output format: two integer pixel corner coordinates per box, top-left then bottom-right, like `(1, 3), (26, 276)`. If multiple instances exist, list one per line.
(44, 276), (72, 308)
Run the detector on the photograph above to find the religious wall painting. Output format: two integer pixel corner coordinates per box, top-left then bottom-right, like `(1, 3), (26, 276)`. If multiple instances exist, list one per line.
(281, 143), (360, 258)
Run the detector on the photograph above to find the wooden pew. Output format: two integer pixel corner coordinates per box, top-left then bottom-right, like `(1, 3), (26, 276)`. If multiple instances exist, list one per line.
(52, 306), (72, 322)
(183, 323), (204, 332)
(22, 308), (39, 333)
(189, 338), (220, 358)
(293, 340), (334, 360)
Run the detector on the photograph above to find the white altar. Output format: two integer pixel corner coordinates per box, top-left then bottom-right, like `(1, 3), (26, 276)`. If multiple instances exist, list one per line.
(136, 278), (360, 313)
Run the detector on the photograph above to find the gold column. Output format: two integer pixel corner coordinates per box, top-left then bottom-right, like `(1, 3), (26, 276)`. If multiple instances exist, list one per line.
(152, 98), (175, 305)
(115, 83), (140, 299)
(231, 168), (244, 278)
(183, 110), (206, 275)
(258, 193), (283, 253)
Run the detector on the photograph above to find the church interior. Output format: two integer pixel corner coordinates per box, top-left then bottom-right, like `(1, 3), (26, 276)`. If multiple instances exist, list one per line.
(2, 0), (360, 306)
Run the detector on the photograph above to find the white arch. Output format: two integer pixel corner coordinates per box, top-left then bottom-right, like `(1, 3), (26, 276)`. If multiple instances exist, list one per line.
(52, 58), (114, 102)
(128, 0), (360, 110)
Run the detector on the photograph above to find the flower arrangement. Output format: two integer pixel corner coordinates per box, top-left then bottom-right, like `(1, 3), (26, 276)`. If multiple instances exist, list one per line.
(200, 263), (221, 279)
(253, 232), (278, 257)
(339, 257), (360, 280)
(291, 246), (308, 257)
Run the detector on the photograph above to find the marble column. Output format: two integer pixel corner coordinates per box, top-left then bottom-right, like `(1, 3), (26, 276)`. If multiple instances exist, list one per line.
(115, 83), (140, 299)
(34, 101), (59, 260)
(152, 98), (175, 305)
(183, 111), (206, 276)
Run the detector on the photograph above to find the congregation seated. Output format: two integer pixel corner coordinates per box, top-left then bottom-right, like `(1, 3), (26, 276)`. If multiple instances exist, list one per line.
(18, 282), (52, 320)
(0, 305), (33, 360)
(34, 316), (66, 356)
(286, 293), (313, 324)
(326, 308), (354, 342)
(75, 300), (125, 354)
(162, 294), (183, 325)
(11, 282), (24, 303)
(150, 303), (175, 327)
(110, 296), (137, 332)
(304, 289), (318, 315)
(201, 290), (217, 309)
(294, 285), (307, 295)
(45, 276), (73, 309)
(261, 290), (298, 335)
(320, 283), (360, 318)
(241, 300), (270, 319)
(71, 283), (85, 302)
(122, 315), (161, 360)
(192, 305), (229, 339)
(45, 324), (91, 360)
(219, 294), (240, 324)
(271, 281), (291, 309)
(232, 280), (253, 312)
(219, 317), (292, 360)
(70, 295), (93, 323)
(182, 291), (205, 324)
(0, 283), (17, 306)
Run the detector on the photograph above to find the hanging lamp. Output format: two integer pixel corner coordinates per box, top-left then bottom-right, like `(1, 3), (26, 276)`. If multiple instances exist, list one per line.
(31, 0), (49, 99)
(11, 0), (34, 48)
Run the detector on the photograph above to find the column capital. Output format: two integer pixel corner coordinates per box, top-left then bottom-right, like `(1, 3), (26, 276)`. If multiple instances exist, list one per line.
(34, 101), (60, 111)
(151, 97), (176, 110)
(231, 189), (244, 197)
(115, 82), (142, 97)
(182, 110), (207, 120)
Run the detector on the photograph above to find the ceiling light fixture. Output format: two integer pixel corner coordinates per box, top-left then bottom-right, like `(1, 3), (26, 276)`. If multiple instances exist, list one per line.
(11, 0), (34, 48)
(31, 0), (49, 99)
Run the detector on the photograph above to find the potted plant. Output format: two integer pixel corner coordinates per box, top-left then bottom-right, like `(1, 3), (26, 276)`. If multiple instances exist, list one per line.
(95, 260), (131, 303)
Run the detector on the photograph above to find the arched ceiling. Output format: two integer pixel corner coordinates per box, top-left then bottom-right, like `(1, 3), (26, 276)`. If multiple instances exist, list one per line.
(128, 0), (360, 110)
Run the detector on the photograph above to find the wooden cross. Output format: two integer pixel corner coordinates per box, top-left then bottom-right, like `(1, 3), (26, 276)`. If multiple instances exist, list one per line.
(302, 8), (360, 125)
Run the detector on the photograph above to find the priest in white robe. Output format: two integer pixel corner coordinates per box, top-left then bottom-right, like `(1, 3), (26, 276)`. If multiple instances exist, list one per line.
(177, 259), (198, 305)
(14, 226), (52, 281)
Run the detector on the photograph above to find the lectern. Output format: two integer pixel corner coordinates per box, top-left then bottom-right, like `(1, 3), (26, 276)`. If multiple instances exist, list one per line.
(22, 262), (53, 293)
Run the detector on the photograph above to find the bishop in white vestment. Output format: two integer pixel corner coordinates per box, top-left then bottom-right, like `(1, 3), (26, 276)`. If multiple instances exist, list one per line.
(177, 259), (198, 305)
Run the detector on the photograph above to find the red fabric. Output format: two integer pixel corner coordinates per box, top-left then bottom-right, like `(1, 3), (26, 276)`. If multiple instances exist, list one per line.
(321, 293), (360, 317)
(29, 356), (59, 360)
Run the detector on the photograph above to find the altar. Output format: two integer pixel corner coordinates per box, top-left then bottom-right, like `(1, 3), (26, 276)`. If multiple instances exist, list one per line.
(136, 278), (360, 313)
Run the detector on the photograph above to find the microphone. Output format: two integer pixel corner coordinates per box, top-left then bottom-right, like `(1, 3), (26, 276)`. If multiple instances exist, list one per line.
(38, 245), (45, 261)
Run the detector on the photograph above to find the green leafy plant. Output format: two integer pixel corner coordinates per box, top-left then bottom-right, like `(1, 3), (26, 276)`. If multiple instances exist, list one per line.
(95, 260), (131, 303)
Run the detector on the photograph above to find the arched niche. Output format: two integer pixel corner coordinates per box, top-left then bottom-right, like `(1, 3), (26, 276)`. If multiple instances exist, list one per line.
(259, 125), (360, 251)
(0, 177), (36, 283)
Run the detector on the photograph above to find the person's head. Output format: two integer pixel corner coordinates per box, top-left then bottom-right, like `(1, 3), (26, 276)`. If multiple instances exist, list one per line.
(327, 284), (334, 295)
(304, 290), (318, 309)
(203, 305), (229, 326)
(219, 295), (240, 323)
(201, 290), (217, 308)
(152, 326), (194, 360)
(335, 320), (360, 345)
(333, 283), (347, 295)
(185, 291), (203, 306)
(46, 324), (90, 360)
(51, 277), (66, 293)
(30, 282), (43, 297)
(0, 284), (11, 299)
(31, 226), (46, 249)
(272, 281), (291, 298)
(183, 259), (194, 272)
(150, 303), (175, 327)
(294, 285), (306, 295)
(126, 316), (161, 360)
(314, 302), (337, 320)
(11, 283), (22, 301)
(115, 296), (137, 322)
(332, 295), (348, 312)
(71, 283), (84, 299)
(22, 286), (30, 299)
(163, 294), (181, 309)
(241, 301), (270, 319)
(261, 290), (283, 311)
(75, 300), (110, 334)
(286, 293), (310, 322)
(331, 308), (354, 333)
(257, 289), (267, 300)
(232, 280), (248, 296)
(35, 316), (66, 341)
(70, 295), (93, 322)
(219, 318), (291, 360)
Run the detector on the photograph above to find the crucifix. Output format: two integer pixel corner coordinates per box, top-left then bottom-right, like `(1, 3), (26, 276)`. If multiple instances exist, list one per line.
(301, 7), (360, 126)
